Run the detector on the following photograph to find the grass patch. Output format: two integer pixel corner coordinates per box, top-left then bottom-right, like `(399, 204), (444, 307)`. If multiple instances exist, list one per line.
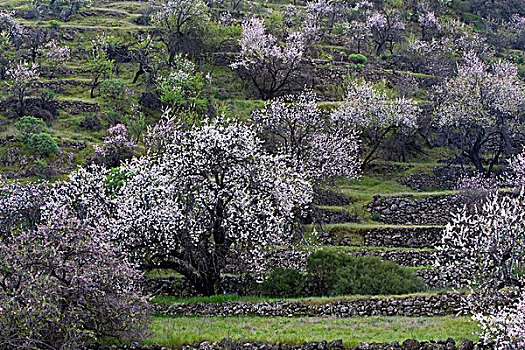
(145, 315), (479, 347)
(151, 294), (274, 305)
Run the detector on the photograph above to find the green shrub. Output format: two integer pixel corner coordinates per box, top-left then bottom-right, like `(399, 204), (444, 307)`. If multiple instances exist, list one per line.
(259, 268), (306, 298)
(348, 54), (367, 65)
(28, 133), (58, 156)
(48, 20), (61, 28)
(100, 79), (126, 99)
(15, 116), (47, 142)
(306, 250), (425, 296)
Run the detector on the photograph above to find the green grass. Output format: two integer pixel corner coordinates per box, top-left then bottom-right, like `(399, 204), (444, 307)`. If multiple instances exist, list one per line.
(151, 294), (278, 305)
(145, 315), (479, 347)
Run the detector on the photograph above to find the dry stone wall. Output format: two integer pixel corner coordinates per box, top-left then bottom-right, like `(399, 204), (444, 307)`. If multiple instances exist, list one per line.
(81, 338), (487, 350)
(158, 294), (462, 318)
(318, 226), (443, 249)
(367, 194), (469, 225)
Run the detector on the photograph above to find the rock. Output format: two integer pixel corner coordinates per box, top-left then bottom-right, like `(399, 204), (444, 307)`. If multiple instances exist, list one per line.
(402, 339), (420, 350)
(327, 339), (343, 350)
(356, 342), (369, 349)
(457, 340), (474, 350)
(20, 9), (36, 19)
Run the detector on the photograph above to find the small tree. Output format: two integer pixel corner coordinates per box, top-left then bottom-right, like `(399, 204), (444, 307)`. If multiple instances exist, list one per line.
(332, 79), (419, 167)
(6, 61), (40, 116)
(151, 0), (210, 61)
(155, 54), (211, 113)
(15, 115), (47, 141)
(434, 53), (525, 174)
(367, 10), (406, 56)
(43, 39), (71, 67)
(0, 178), (49, 237)
(92, 123), (136, 168)
(88, 35), (114, 98)
(231, 17), (306, 100)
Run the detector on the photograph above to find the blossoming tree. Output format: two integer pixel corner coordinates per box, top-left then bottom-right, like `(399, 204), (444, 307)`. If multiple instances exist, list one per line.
(332, 79), (419, 167)
(231, 17), (306, 100)
(0, 208), (150, 350)
(434, 52), (525, 174)
(251, 92), (361, 182)
(49, 116), (312, 296)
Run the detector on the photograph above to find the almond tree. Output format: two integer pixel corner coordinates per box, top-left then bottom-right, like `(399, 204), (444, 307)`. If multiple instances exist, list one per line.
(438, 169), (525, 348)
(48, 115), (312, 296)
(251, 92), (360, 182)
(434, 53), (525, 174)
(231, 17), (306, 100)
(88, 35), (114, 98)
(6, 60), (40, 116)
(367, 10), (406, 55)
(43, 39), (71, 67)
(151, 0), (209, 61)
(332, 79), (419, 167)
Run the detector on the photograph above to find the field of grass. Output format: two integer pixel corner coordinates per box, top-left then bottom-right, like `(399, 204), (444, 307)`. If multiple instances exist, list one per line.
(145, 316), (479, 347)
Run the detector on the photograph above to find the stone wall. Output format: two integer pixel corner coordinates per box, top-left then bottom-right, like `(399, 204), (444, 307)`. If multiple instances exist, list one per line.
(347, 249), (435, 268)
(58, 100), (100, 114)
(82, 338), (486, 350)
(367, 194), (469, 225)
(159, 294), (462, 318)
(318, 226), (443, 249)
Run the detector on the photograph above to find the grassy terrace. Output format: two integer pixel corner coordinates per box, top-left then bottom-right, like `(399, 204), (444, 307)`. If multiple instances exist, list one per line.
(144, 316), (479, 347)
(150, 292), (454, 306)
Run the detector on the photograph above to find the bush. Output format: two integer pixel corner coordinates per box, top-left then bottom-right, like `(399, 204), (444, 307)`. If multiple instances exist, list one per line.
(348, 54), (367, 65)
(100, 79), (127, 99)
(0, 209), (151, 350)
(15, 116), (47, 142)
(28, 133), (58, 156)
(259, 268), (306, 298)
(306, 250), (425, 296)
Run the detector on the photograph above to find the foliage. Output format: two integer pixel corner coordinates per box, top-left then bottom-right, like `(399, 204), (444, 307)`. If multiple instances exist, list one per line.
(306, 250), (425, 296)
(348, 53), (367, 64)
(0, 208), (150, 350)
(259, 268), (306, 298)
(15, 115), (47, 142)
(155, 54), (211, 113)
(28, 132), (58, 156)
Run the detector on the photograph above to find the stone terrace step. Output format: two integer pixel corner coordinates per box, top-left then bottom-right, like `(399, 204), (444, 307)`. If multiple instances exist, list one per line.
(367, 193), (469, 225)
(318, 224), (443, 249)
(345, 248), (435, 268)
